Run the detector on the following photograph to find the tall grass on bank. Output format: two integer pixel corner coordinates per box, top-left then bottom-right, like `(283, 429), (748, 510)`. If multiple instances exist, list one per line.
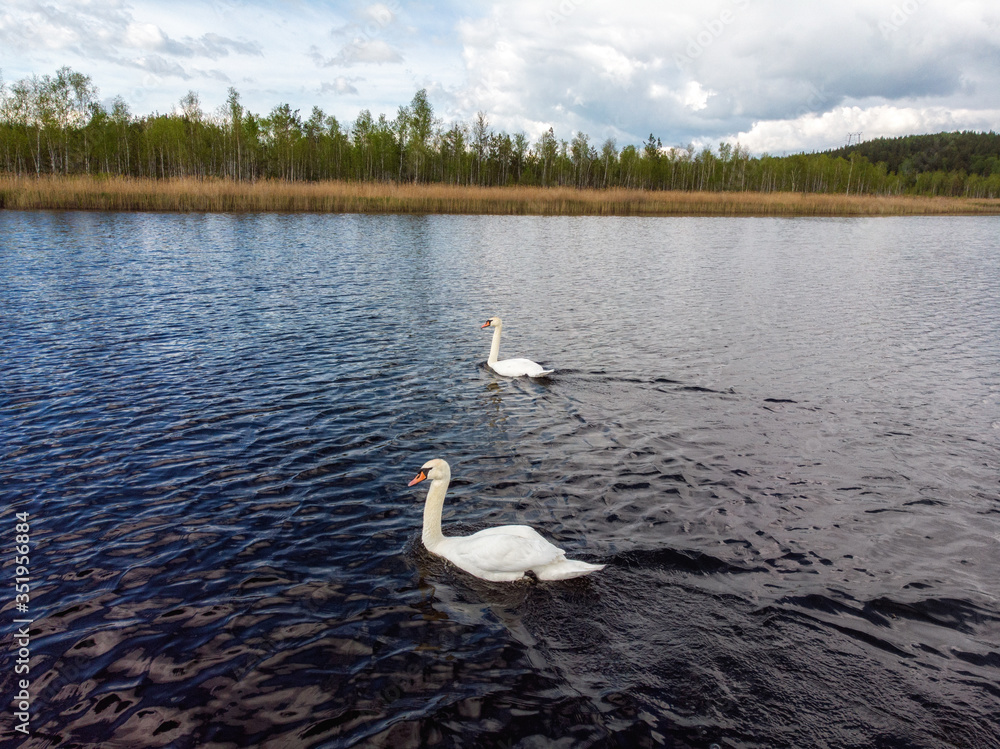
(3, 176), (1000, 216)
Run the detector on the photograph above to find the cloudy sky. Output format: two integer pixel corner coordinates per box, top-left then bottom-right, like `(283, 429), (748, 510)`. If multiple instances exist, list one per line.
(2, 0), (998, 154)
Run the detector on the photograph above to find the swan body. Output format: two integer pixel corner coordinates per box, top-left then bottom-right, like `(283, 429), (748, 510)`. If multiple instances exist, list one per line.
(481, 317), (553, 378)
(408, 459), (604, 582)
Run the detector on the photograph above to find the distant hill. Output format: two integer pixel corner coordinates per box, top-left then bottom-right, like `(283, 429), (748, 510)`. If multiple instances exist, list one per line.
(822, 131), (1000, 177)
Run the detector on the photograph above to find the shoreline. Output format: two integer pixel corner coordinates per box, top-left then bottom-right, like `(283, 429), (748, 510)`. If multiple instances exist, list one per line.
(2, 175), (1000, 216)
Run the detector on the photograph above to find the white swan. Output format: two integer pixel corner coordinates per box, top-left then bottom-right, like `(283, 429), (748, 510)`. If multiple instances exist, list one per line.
(481, 316), (553, 378)
(408, 459), (604, 582)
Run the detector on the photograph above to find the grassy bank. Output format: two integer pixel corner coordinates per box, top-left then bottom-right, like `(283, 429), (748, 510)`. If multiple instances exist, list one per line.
(3, 175), (1000, 216)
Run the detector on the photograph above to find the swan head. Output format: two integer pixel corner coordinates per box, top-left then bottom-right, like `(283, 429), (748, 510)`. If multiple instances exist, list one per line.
(408, 458), (451, 486)
(481, 316), (501, 329)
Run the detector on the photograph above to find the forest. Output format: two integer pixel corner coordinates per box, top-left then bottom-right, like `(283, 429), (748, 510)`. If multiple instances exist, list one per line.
(823, 132), (1000, 180)
(2, 67), (1000, 199)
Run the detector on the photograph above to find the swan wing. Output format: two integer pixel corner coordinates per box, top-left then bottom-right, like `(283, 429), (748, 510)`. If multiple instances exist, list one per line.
(491, 358), (553, 378)
(475, 524), (546, 541)
(439, 528), (564, 579)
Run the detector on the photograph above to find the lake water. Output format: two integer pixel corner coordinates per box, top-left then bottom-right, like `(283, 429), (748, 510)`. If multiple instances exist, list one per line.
(1, 211), (998, 748)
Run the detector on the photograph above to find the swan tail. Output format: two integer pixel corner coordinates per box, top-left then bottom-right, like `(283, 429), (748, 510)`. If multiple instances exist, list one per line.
(534, 559), (605, 581)
(531, 369), (555, 378)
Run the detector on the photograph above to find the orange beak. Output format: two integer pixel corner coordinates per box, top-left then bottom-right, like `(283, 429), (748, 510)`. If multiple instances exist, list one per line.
(480, 320), (492, 328)
(408, 470), (428, 487)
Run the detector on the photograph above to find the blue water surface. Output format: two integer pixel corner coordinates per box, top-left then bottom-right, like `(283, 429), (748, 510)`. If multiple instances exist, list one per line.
(1, 211), (998, 748)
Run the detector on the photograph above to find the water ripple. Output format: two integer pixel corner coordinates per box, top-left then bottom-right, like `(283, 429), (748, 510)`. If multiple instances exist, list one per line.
(1, 212), (998, 747)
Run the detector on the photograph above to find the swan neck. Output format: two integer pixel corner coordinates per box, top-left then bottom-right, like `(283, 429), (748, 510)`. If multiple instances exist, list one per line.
(421, 477), (448, 550)
(488, 322), (502, 365)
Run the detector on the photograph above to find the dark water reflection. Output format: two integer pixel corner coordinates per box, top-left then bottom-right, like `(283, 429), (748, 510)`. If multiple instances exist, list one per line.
(1, 212), (998, 748)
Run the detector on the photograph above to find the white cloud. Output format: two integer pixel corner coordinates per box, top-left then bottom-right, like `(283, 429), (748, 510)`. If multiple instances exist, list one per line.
(321, 77), (361, 96)
(681, 81), (713, 111)
(2, 1), (261, 64)
(1, 0), (998, 153)
(732, 105), (1000, 155)
(130, 55), (189, 79)
(124, 22), (168, 52)
(452, 0), (1000, 149)
(327, 39), (403, 67)
(362, 3), (396, 27)
(648, 81), (715, 112)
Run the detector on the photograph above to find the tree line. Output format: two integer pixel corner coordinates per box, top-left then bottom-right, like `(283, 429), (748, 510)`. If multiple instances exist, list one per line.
(2, 67), (999, 198)
(824, 131), (1000, 179)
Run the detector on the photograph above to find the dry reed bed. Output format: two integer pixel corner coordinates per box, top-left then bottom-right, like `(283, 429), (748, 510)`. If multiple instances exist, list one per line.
(2, 176), (999, 216)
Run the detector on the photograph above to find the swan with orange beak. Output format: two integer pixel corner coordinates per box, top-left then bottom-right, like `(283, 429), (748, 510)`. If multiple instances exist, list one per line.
(408, 459), (603, 582)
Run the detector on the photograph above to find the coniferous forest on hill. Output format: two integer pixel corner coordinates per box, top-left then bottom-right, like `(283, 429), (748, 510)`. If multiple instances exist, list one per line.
(3, 67), (1000, 199)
